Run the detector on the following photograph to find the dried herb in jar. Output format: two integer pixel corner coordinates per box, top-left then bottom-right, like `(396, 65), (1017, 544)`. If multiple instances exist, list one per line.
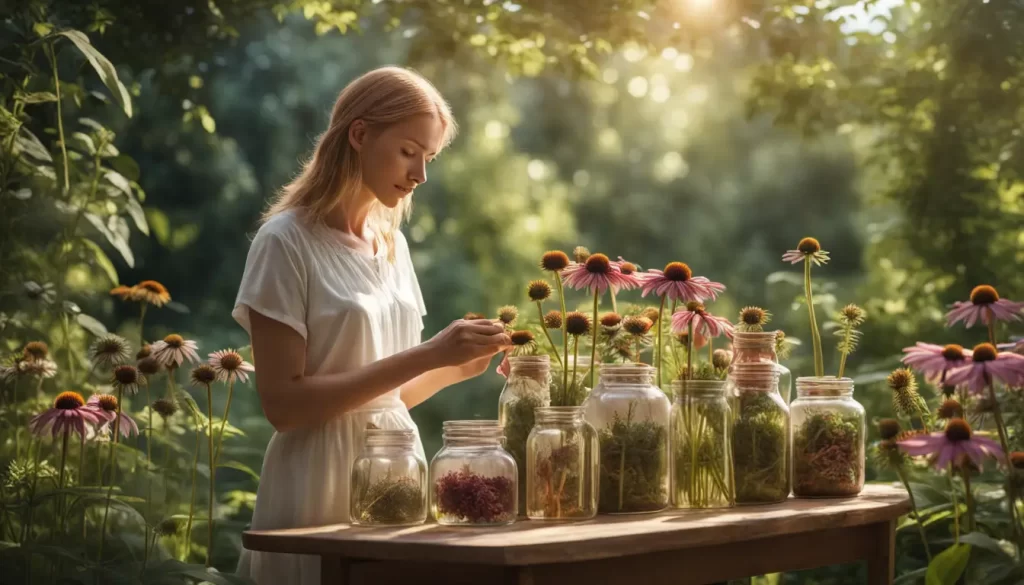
(352, 475), (425, 524)
(793, 411), (862, 497)
(503, 392), (546, 514)
(532, 442), (584, 518)
(598, 403), (668, 513)
(732, 391), (789, 503)
(435, 467), (515, 524)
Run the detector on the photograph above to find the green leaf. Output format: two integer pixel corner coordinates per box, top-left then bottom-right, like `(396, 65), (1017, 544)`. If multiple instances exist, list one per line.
(70, 131), (96, 154)
(20, 91), (58, 104)
(926, 544), (971, 585)
(165, 301), (190, 314)
(959, 532), (1011, 557)
(109, 154), (139, 181)
(125, 194), (149, 235)
(76, 313), (108, 337)
(16, 127), (52, 161)
(218, 460), (260, 482)
(145, 208), (171, 245)
(57, 30), (132, 118)
(80, 238), (119, 286)
(84, 212), (134, 267)
(104, 170), (131, 196)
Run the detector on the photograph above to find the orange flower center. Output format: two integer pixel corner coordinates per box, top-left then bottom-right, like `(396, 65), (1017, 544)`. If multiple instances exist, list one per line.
(972, 343), (997, 362)
(663, 262), (692, 282)
(623, 316), (652, 336)
(797, 237), (821, 254)
(219, 352), (243, 371)
(600, 313), (622, 328)
(944, 418), (972, 442)
(164, 334), (184, 348)
(139, 280), (168, 295)
(540, 251), (570, 272)
(113, 365), (138, 385)
(685, 301), (705, 312)
(584, 253), (611, 274)
(878, 418), (901, 440)
(97, 394), (119, 412)
(1010, 452), (1024, 470)
(54, 391), (85, 410)
(937, 399), (963, 420)
(969, 284), (999, 305)
(23, 341), (49, 360)
(510, 330), (535, 345)
(619, 262), (636, 275)
(941, 344), (965, 361)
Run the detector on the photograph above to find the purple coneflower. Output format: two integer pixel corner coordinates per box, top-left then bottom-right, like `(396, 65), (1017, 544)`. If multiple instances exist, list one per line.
(208, 349), (254, 384)
(29, 391), (105, 440)
(562, 253), (640, 295)
(946, 285), (1023, 329)
(150, 334), (200, 368)
(88, 394), (139, 438)
(901, 342), (971, 384)
(898, 418), (1002, 469)
(945, 343), (1024, 394)
(671, 302), (735, 341)
(639, 262), (725, 302)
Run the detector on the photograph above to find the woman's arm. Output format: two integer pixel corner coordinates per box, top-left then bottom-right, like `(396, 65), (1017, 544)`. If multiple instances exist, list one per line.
(398, 353), (498, 409)
(250, 311), (508, 432)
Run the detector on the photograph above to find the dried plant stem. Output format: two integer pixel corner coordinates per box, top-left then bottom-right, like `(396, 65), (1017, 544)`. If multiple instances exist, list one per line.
(656, 296), (666, 387)
(536, 301), (562, 368)
(555, 274), (569, 393)
(590, 291), (599, 389)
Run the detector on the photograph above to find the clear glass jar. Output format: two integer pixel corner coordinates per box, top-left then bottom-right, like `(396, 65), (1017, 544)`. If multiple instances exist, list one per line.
(430, 420), (517, 525)
(526, 406), (598, 520)
(582, 363), (670, 514)
(550, 355), (592, 407)
(728, 362), (790, 505)
(498, 355), (551, 515)
(670, 379), (734, 509)
(350, 429), (428, 526)
(791, 377), (865, 498)
(730, 331), (793, 403)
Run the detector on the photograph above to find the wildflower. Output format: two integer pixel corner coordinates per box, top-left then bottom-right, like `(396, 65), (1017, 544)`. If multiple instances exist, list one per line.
(29, 391), (104, 439)
(642, 307), (660, 324)
(19, 357), (57, 378)
(615, 257), (639, 276)
(129, 280), (172, 307)
(111, 365), (142, 396)
(936, 399), (964, 420)
(712, 349), (732, 370)
(527, 280), (552, 302)
(109, 285), (134, 300)
(945, 343), (1024, 394)
(87, 394), (138, 438)
(622, 316), (653, 336)
(540, 251), (570, 272)
(639, 262), (725, 302)
(898, 418), (1003, 469)
(90, 334), (132, 369)
(562, 253), (640, 295)
(150, 334), (200, 368)
(878, 419), (901, 441)
(137, 356), (162, 377)
(835, 304), (866, 378)
(775, 330), (794, 360)
(190, 364), (218, 387)
(152, 398), (179, 419)
(901, 343), (971, 383)
(782, 237), (830, 266)
(22, 341), (49, 361)
(945, 285), (1024, 328)
(543, 310), (562, 329)
(508, 331), (538, 357)
(572, 246), (591, 264)
(208, 349), (254, 383)
(497, 306), (519, 327)
(888, 368), (925, 419)
(670, 302), (735, 340)
(600, 312), (623, 329)
(564, 312), (591, 337)
(737, 306), (771, 332)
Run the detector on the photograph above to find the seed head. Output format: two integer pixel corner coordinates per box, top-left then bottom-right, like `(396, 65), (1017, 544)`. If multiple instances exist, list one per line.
(152, 398), (178, 418)
(642, 307), (660, 323)
(838, 304), (866, 327)
(497, 306), (519, 326)
(137, 356), (161, 376)
(54, 391), (86, 410)
(190, 364), (217, 386)
(797, 237), (821, 254)
(527, 280), (552, 301)
(972, 343), (997, 362)
(600, 313), (623, 328)
(878, 418), (901, 441)
(22, 341), (49, 361)
(622, 316), (653, 336)
(663, 262), (692, 281)
(712, 349), (732, 370)
(510, 330), (535, 346)
(969, 285), (999, 305)
(944, 418), (972, 442)
(572, 246), (591, 264)
(937, 399), (964, 420)
(565, 312), (591, 336)
(540, 251), (570, 272)
(543, 310), (563, 329)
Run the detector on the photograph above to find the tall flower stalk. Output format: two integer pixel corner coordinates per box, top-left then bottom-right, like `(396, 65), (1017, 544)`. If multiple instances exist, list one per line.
(782, 238), (830, 377)
(834, 304), (866, 378)
(541, 251), (571, 392)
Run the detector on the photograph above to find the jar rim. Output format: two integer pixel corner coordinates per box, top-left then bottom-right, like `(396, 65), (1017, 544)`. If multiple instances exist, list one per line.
(670, 379), (726, 392)
(534, 405), (584, 421)
(796, 376), (854, 397)
(509, 355), (550, 365)
(599, 363), (655, 374)
(733, 331), (778, 344)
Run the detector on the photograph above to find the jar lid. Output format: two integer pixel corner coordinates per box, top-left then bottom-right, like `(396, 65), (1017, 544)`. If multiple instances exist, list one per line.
(796, 376), (854, 397)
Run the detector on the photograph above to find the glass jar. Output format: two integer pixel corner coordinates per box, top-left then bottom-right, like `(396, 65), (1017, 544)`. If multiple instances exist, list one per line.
(498, 355), (551, 515)
(582, 363), (670, 514)
(728, 362), (790, 505)
(430, 420), (517, 525)
(791, 377), (865, 498)
(730, 331), (793, 403)
(670, 379), (734, 509)
(550, 355), (592, 407)
(350, 429), (428, 526)
(526, 406), (598, 520)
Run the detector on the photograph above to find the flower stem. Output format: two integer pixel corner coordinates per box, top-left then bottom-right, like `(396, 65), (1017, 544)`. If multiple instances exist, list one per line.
(959, 467), (975, 533)
(184, 420), (201, 561)
(803, 257), (823, 377)
(536, 302), (562, 368)
(139, 303), (148, 348)
(838, 327), (853, 379)
(555, 274), (569, 398)
(57, 428), (69, 535)
(98, 387), (124, 563)
(78, 436), (86, 539)
(656, 296), (666, 388)
(206, 384), (215, 567)
(144, 382), (153, 567)
(610, 289), (618, 314)
(47, 42), (69, 194)
(590, 290), (599, 389)
(986, 307), (996, 346)
(214, 378), (235, 468)
(985, 379), (1022, 552)
(686, 322), (694, 381)
(895, 465), (932, 560)
(571, 337), (580, 406)
(12, 377), (20, 460)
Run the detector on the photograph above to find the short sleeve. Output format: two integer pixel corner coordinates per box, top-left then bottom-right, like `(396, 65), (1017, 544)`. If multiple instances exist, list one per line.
(232, 229), (308, 340)
(396, 231), (427, 318)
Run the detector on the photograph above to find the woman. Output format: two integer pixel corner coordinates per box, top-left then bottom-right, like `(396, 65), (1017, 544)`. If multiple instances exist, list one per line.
(232, 66), (510, 584)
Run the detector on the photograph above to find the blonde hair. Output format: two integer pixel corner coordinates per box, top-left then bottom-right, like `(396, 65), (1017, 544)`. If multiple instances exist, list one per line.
(264, 66), (456, 261)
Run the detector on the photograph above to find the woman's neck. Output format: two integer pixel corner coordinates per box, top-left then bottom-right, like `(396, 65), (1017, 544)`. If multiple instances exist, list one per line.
(324, 187), (377, 249)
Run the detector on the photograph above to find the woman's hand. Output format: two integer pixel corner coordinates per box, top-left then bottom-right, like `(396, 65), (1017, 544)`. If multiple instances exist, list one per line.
(423, 318), (510, 368)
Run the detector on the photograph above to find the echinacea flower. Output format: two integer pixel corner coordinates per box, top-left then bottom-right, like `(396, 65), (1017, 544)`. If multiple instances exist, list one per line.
(945, 285), (1024, 329)
(20, 357), (58, 379)
(622, 316), (653, 336)
(129, 280), (172, 307)
(137, 356), (162, 377)
(901, 342), (971, 384)
(562, 253), (640, 295)
(87, 394), (138, 438)
(639, 262), (725, 302)
(22, 341), (49, 361)
(887, 368), (927, 420)
(782, 237), (830, 266)
(29, 391), (105, 440)
(109, 285), (134, 301)
(671, 302), (735, 340)
(564, 312), (591, 337)
(111, 364), (142, 396)
(543, 310), (562, 329)
(152, 398), (179, 419)
(600, 312), (623, 330)
(190, 364), (217, 388)
(642, 307), (660, 324)
(898, 418), (1003, 469)
(712, 349), (732, 370)
(497, 306), (519, 327)
(615, 257), (639, 276)
(936, 399), (964, 420)
(737, 306), (771, 332)
(878, 419), (901, 441)
(150, 334), (200, 368)
(527, 280), (552, 302)
(509, 330), (537, 357)
(90, 334), (132, 369)
(540, 251), (570, 273)
(209, 349), (254, 383)
(945, 343), (1024, 394)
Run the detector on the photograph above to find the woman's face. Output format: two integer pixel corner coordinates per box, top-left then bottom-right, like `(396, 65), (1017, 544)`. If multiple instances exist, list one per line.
(350, 113), (446, 209)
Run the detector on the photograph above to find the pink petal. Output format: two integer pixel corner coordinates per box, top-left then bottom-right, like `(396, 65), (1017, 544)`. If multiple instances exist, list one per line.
(972, 435), (1004, 458)
(934, 443), (958, 469)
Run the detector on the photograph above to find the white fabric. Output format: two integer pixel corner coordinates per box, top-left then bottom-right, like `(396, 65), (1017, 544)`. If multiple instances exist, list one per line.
(231, 210), (427, 585)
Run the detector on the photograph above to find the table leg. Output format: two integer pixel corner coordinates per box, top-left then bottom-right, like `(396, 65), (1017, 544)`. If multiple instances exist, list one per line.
(865, 519), (896, 585)
(321, 555), (350, 585)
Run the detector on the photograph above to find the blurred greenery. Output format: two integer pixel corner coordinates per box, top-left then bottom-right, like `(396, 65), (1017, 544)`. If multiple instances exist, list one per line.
(1, 0), (1022, 583)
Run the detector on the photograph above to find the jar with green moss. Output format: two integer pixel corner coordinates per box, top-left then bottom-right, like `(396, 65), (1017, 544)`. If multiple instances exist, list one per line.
(670, 379), (734, 509)
(350, 429), (428, 526)
(582, 363), (669, 514)
(498, 355), (551, 515)
(791, 377), (864, 498)
(728, 362), (790, 505)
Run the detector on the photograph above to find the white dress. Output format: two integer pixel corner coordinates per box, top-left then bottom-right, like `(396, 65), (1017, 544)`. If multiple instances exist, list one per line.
(231, 210), (427, 585)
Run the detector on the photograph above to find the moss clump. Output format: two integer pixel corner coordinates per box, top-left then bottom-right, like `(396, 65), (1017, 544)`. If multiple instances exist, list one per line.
(732, 391), (789, 504)
(352, 475), (424, 525)
(597, 403), (668, 513)
(793, 411), (862, 497)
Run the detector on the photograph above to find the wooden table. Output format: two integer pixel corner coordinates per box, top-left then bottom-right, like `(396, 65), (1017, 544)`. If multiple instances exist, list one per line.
(242, 483), (910, 585)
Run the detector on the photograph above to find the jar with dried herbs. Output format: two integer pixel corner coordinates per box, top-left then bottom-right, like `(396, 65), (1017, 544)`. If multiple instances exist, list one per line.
(526, 406), (598, 520)
(583, 363), (669, 514)
(670, 379), (734, 509)
(730, 331), (793, 403)
(550, 355), (592, 407)
(498, 355), (552, 515)
(350, 429), (428, 526)
(791, 377), (864, 498)
(430, 420), (517, 526)
(728, 362), (790, 505)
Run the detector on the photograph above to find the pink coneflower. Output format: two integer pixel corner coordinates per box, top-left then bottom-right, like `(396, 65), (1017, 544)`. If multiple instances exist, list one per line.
(782, 237), (830, 266)
(639, 262), (726, 302)
(29, 391), (105, 440)
(944, 343), (1024, 394)
(562, 253), (640, 295)
(945, 285), (1024, 328)
(150, 334), (200, 368)
(87, 394), (139, 438)
(671, 302), (735, 340)
(901, 342), (971, 383)
(208, 349), (254, 383)
(614, 256), (640, 276)
(898, 418), (1003, 469)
